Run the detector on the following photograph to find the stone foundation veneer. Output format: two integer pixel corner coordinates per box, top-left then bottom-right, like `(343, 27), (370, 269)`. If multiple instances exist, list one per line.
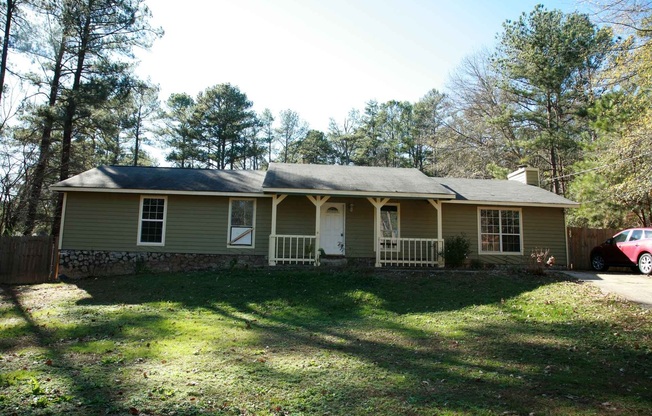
(58, 250), (267, 278)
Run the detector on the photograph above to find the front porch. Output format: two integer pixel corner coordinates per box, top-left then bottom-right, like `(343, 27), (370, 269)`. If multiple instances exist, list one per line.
(268, 234), (445, 267)
(267, 195), (446, 268)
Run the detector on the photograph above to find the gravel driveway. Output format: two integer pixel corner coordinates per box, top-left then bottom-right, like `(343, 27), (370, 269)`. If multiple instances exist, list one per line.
(563, 270), (652, 309)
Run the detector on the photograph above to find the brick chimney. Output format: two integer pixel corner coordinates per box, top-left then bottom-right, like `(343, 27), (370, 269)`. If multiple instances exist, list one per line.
(507, 165), (539, 186)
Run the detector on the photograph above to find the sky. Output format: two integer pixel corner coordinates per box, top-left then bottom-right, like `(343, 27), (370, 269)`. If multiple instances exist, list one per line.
(135, 0), (582, 133)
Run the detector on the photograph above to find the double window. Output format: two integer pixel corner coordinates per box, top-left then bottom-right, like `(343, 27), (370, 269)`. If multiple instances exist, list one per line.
(479, 208), (522, 254)
(228, 198), (256, 247)
(138, 196), (167, 246)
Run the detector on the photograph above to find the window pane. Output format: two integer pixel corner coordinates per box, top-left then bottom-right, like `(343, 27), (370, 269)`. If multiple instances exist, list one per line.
(142, 198), (165, 220)
(481, 210), (500, 234)
(380, 206), (398, 238)
(141, 221), (163, 243)
(502, 234), (520, 252)
(630, 229), (642, 241)
(231, 200), (254, 227)
(501, 210), (520, 234)
(230, 227), (253, 246)
(480, 209), (521, 253)
(140, 198), (165, 244)
(614, 231), (629, 243)
(481, 234), (500, 252)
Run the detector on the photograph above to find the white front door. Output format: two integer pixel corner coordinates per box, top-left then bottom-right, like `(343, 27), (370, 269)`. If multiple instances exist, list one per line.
(320, 203), (345, 255)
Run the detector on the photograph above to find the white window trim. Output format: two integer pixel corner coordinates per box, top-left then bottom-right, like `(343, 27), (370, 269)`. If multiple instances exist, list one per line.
(137, 195), (167, 246)
(227, 197), (256, 249)
(374, 203), (400, 252)
(477, 207), (523, 255)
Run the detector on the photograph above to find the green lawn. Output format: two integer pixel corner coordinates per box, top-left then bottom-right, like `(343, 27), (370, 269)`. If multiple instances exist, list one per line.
(0, 268), (650, 415)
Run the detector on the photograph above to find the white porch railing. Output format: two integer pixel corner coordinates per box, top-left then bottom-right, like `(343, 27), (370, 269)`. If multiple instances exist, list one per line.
(377, 237), (444, 267)
(269, 234), (318, 266)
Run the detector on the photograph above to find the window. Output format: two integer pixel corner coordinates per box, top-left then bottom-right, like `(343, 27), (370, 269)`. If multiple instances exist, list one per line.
(228, 198), (256, 247)
(138, 196), (167, 246)
(479, 208), (521, 254)
(379, 204), (399, 250)
(613, 231), (629, 243)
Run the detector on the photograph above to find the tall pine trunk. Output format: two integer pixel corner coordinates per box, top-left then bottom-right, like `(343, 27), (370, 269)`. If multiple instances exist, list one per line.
(53, 6), (92, 237)
(0, 0), (15, 111)
(23, 39), (66, 235)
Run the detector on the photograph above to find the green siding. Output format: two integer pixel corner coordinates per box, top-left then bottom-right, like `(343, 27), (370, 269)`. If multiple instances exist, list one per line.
(398, 199), (437, 239)
(522, 206), (567, 265)
(276, 196), (315, 235)
(63, 193), (140, 251)
(62, 192), (272, 255)
(340, 198), (374, 258)
(62, 192), (568, 265)
(442, 203), (568, 266)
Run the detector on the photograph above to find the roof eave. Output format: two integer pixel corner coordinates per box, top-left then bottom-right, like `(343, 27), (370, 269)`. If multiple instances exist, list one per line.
(49, 186), (270, 198)
(262, 187), (456, 199)
(443, 199), (579, 208)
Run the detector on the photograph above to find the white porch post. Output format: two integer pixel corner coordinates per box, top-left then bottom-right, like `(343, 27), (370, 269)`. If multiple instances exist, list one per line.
(428, 199), (444, 268)
(306, 195), (330, 265)
(367, 197), (390, 267)
(269, 194), (287, 266)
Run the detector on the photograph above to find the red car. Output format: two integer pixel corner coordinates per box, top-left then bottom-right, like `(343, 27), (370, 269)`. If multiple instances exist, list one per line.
(590, 227), (652, 274)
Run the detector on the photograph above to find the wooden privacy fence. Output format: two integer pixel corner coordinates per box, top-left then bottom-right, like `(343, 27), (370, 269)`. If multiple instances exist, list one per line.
(0, 236), (57, 284)
(567, 227), (618, 270)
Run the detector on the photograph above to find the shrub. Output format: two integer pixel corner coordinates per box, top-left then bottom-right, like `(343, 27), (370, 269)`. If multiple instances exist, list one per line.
(444, 234), (471, 268)
(526, 248), (554, 275)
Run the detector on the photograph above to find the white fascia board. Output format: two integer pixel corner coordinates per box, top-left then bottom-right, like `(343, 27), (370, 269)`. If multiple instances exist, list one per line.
(262, 187), (456, 200)
(49, 186), (270, 198)
(443, 199), (579, 208)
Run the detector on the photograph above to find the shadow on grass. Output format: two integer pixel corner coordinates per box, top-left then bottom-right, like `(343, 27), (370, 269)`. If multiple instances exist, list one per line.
(4, 269), (650, 415)
(1, 285), (117, 410)
(73, 268), (554, 314)
(0, 284), (173, 414)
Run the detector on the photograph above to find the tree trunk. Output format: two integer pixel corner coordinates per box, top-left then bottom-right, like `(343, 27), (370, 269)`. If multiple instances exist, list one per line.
(0, 0), (14, 111)
(133, 105), (142, 166)
(23, 38), (66, 235)
(546, 94), (561, 195)
(53, 5), (92, 237)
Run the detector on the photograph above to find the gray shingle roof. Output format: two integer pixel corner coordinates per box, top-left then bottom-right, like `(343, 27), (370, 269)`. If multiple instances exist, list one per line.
(51, 165), (266, 193)
(437, 177), (578, 207)
(263, 163), (455, 198)
(51, 164), (578, 207)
